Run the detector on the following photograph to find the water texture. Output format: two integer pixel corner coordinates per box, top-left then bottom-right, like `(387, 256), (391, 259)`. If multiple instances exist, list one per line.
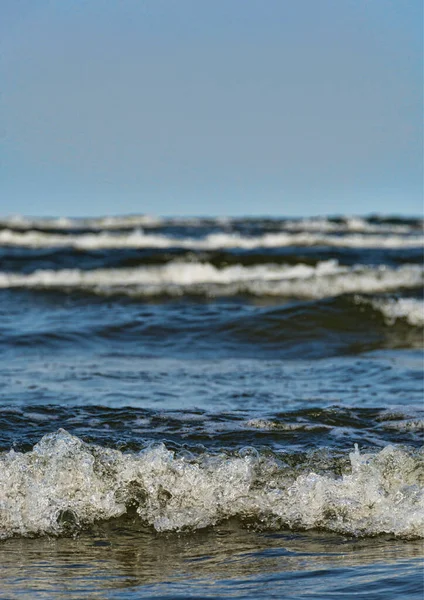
(0, 214), (423, 598)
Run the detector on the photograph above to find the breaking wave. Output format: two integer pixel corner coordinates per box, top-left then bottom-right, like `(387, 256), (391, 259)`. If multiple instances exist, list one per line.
(0, 430), (422, 540)
(0, 228), (422, 250)
(354, 296), (424, 327)
(0, 261), (422, 298)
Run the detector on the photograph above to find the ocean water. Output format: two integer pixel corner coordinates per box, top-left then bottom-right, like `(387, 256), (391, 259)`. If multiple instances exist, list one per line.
(0, 214), (423, 599)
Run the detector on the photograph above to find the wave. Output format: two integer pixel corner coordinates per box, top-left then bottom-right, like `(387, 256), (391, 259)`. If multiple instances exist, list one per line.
(1, 405), (423, 455)
(1, 214), (422, 234)
(0, 261), (421, 299)
(0, 214), (163, 231)
(282, 216), (422, 234)
(0, 430), (422, 539)
(220, 294), (424, 356)
(3, 292), (422, 359)
(354, 296), (424, 327)
(0, 228), (422, 250)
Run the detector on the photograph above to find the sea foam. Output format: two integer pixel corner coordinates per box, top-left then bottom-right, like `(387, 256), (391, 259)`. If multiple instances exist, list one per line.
(355, 296), (424, 327)
(0, 228), (422, 249)
(0, 262), (422, 299)
(0, 431), (422, 540)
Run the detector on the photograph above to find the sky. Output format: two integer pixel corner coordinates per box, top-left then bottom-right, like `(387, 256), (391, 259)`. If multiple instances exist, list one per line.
(1, 0), (422, 217)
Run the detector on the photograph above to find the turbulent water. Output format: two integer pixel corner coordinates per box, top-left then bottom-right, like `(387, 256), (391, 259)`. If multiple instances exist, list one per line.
(0, 214), (423, 599)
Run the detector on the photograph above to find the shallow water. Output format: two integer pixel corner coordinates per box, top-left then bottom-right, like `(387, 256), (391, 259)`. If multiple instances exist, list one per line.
(0, 214), (423, 598)
(1, 523), (423, 599)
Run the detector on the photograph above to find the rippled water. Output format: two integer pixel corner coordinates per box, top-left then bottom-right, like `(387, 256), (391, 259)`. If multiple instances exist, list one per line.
(0, 214), (423, 598)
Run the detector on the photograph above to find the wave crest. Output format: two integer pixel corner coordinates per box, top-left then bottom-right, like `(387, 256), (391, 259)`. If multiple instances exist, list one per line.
(0, 261), (422, 299)
(1, 430), (422, 539)
(0, 228), (422, 250)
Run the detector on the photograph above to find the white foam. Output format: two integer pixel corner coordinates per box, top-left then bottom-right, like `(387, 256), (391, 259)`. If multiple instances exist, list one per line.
(0, 262), (422, 298)
(0, 228), (422, 249)
(355, 296), (424, 326)
(283, 216), (419, 234)
(245, 419), (330, 432)
(0, 214), (162, 231)
(0, 431), (422, 539)
(383, 420), (424, 433)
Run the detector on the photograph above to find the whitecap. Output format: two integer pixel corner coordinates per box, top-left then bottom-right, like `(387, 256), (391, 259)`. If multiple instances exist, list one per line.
(0, 228), (422, 249)
(0, 431), (422, 539)
(0, 261), (421, 299)
(355, 296), (424, 326)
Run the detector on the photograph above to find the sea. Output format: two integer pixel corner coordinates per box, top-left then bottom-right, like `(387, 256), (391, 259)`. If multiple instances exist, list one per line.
(0, 213), (423, 599)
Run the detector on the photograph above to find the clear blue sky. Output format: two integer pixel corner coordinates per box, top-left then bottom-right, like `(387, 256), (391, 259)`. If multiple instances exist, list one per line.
(1, 0), (422, 217)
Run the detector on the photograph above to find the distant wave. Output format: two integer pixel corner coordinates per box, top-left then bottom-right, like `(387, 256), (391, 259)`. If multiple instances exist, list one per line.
(0, 214), (163, 231)
(1, 214), (422, 234)
(0, 261), (422, 298)
(0, 228), (422, 249)
(0, 430), (422, 539)
(282, 216), (421, 234)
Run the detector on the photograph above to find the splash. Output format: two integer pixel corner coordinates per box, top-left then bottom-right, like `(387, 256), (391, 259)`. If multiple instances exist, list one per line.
(0, 431), (422, 540)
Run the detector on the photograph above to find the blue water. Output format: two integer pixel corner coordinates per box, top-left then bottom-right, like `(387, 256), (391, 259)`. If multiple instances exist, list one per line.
(0, 214), (422, 598)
